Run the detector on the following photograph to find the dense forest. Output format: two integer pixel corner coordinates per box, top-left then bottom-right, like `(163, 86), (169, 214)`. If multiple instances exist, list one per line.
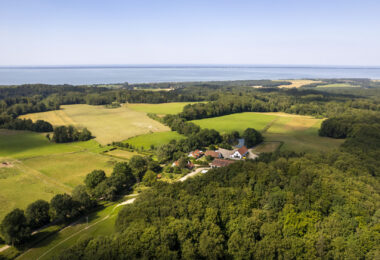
(55, 120), (380, 259)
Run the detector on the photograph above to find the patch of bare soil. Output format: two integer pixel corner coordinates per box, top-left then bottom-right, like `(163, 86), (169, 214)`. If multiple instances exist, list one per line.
(0, 161), (14, 168)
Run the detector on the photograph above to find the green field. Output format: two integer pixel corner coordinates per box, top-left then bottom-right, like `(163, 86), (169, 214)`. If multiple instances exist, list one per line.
(0, 130), (122, 221)
(316, 83), (357, 88)
(0, 129), (105, 158)
(124, 131), (185, 149)
(192, 112), (344, 153)
(20, 104), (170, 145)
(127, 102), (200, 115)
(191, 112), (278, 133)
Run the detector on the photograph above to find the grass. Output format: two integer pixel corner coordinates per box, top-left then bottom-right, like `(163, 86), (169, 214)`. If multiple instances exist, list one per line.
(0, 161), (69, 224)
(0, 129), (124, 221)
(105, 149), (139, 160)
(20, 104), (170, 145)
(316, 83), (357, 88)
(127, 102), (200, 115)
(191, 112), (278, 134)
(124, 131), (185, 149)
(192, 112), (344, 153)
(251, 141), (282, 153)
(16, 199), (131, 260)
(22, 153), (118, 188)
(0, 129), (105, 159)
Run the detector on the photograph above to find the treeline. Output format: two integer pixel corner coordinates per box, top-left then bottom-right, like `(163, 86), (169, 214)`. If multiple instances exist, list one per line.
(51, 126), (92, 143)
(178, 90), (380, 122)
(1, 81), (379, 123)
(129, 79), (292, 90)
(0, 116), (53, 132)
(56, 130), (380, 259)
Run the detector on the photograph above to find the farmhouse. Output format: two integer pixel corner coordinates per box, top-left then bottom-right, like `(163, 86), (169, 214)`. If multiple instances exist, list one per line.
(205, 150), (222, 158)
(210, 159), (236, 168)
(231, 146), (249, 159)
(217, 148), (235, 159)
(188, 149), (203, 159)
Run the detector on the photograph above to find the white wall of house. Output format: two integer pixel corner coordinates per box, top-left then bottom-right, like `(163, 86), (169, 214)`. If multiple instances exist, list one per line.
(231, 151), (243, 159)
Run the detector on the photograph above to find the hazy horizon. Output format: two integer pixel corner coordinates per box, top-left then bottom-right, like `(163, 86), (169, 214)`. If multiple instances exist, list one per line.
(2, 64), (380, 69)
(1, 0), (380, 66)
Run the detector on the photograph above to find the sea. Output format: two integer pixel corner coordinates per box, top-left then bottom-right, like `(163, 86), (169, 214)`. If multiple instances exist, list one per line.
(1, 65), (380, 85)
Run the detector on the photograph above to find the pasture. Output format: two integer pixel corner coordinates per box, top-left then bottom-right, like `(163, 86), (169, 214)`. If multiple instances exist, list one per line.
(20, 104), (170, 145)
(192, 112), (344, 152)
(191, 112), (278, 133)
(127, 102), (200, 115)
(124, 131), (185, 149)
(0, 130), (122, 221)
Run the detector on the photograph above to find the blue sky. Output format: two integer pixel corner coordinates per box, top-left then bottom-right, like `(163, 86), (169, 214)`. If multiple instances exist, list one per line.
(0, 0), (379, 66)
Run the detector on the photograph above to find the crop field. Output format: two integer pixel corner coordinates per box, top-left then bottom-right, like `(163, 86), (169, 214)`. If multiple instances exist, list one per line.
(276, 79), (323, 88)
(192, 112), (344, 153)
(0, 130), (122, 221)
(20, 104), (170, 145)
(124, 131), (185, 149)
(127, 102), (200, 115)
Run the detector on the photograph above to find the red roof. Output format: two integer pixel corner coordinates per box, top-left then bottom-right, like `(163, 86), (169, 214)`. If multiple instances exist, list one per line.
(205, 150), (220, 158)
(237, 146), (248, 156)
(192, 149), (203, 158)
(211, 159), (235, 167)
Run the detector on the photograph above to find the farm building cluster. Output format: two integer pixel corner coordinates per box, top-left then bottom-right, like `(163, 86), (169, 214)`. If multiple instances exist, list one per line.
(171, 144), (258, 170)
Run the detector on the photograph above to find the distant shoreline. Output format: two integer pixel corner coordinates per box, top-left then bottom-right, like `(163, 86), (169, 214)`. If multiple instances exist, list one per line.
(1, 64), (380, 70)
(1, 66), (380, 85)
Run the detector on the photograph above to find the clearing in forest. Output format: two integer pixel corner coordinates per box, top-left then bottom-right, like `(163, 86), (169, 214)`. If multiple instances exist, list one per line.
(20, 104), (170, 145)
(191, 112), (344, 153)
(276, 79), (323, 88)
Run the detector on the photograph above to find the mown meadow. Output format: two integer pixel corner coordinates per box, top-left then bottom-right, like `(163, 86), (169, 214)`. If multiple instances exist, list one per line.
(191, 112), (344, 152)
(20, 104), (170, 145)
